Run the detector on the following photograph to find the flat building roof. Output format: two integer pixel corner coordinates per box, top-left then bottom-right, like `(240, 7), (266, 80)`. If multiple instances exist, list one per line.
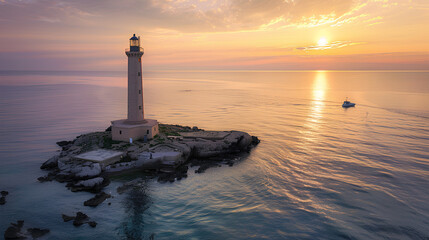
(75, 149), (124, 162)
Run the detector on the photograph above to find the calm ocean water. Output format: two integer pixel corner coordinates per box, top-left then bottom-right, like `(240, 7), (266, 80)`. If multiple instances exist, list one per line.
(0, 70), (428, 239)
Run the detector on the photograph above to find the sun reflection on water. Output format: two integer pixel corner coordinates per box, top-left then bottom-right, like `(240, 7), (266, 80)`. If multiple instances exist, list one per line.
(300, 71), (328, 143)
(311, 71), (328, 122)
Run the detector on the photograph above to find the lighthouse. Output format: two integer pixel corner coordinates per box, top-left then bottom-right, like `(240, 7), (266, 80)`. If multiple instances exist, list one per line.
(111, 34), (159, 142)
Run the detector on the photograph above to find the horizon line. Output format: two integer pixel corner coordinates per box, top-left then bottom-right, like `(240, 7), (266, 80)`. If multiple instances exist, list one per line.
(1, 69), (428, 73)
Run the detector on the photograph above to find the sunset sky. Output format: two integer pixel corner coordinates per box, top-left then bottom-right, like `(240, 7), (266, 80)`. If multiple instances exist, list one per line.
(0, 0), (428, 71)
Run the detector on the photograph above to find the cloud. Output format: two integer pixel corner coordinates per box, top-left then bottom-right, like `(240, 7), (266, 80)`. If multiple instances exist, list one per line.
(0, 0), (427, 71)
(296, 41), (365, 51)
(0, 0), (363, 33)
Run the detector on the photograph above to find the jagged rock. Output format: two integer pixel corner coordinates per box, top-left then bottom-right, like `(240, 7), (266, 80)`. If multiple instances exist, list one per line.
(73, 212), (89, 226)
(84, 192), (111, 207)
(41, 155), (59, 169)
(1, 191), (8, 196)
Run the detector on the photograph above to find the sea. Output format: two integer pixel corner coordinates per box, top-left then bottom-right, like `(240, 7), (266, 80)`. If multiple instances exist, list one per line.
(0, 70), (428, 239)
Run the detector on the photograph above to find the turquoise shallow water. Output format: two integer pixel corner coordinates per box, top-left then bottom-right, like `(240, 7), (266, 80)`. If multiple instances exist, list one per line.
(0, 71), (429, 239)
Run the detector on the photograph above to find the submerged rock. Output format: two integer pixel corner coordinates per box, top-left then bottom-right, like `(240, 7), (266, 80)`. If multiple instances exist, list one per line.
(62, 214), (75, 222)
(0, 190), (8, 205)
(27, 228), (50, 238)
(117, 178), (145, 194)
(88, 221), (97, 228)
(84, 192), (111, 207)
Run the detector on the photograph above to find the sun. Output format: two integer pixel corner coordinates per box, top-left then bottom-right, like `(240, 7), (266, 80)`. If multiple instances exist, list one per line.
(317, 37), (328, 46)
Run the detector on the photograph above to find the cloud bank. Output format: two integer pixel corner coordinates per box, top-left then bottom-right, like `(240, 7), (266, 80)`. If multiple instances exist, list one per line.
(0, 0), (360, 32)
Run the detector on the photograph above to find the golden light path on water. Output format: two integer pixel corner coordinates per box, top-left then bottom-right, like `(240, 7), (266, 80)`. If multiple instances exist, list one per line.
(301, 70), (328, 144)
(311, 70), (328, 121)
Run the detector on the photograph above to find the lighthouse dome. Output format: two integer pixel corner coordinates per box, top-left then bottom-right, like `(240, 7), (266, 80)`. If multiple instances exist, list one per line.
(130, 34), (138, 41)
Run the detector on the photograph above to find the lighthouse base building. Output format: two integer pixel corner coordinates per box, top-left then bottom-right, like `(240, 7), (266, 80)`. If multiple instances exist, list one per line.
(111, 119), (158, 142)
(111, 34), (159, 142)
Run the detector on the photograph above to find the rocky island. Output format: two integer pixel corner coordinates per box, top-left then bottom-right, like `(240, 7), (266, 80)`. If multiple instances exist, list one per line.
(36, 35), (259, 211)
(39, 124), (259, 193)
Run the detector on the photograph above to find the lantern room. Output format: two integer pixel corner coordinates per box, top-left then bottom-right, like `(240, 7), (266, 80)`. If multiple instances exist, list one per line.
(130, 34), (140, 52)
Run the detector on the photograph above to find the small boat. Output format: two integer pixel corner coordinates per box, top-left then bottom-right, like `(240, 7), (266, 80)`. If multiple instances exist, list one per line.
(342, 98), (356, 108)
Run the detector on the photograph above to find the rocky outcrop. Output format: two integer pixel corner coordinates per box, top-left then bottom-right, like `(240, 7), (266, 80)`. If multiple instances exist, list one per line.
(39, 124), (259, 190)
(183, 131), (253, 158)
(4, 220), (49, 239)
(84, 192), (111, 207)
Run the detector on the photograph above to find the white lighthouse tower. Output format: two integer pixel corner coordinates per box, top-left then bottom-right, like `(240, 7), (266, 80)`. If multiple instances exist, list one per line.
(111, 34), (159, 142)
